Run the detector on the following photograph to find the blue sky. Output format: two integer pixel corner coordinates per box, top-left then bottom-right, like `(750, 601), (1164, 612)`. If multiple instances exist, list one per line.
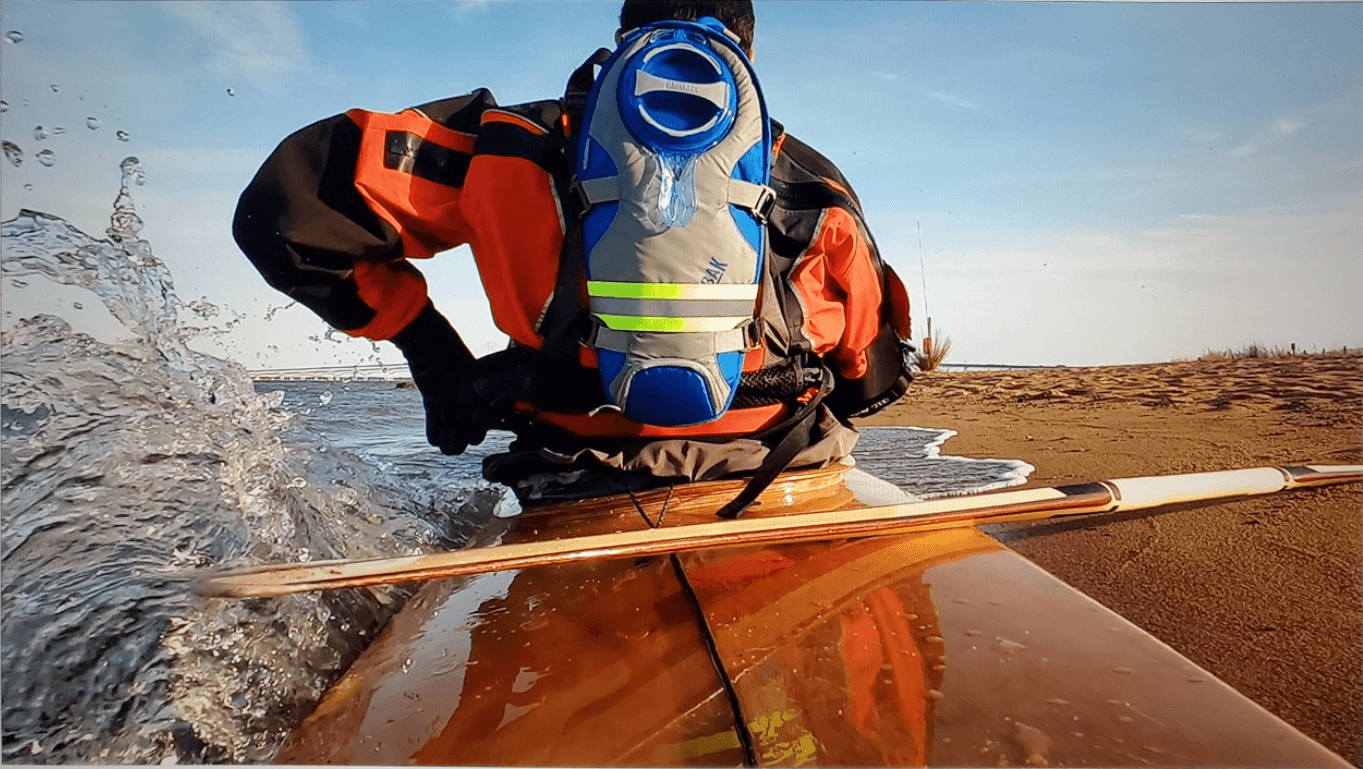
(2, 1), (1360, 369)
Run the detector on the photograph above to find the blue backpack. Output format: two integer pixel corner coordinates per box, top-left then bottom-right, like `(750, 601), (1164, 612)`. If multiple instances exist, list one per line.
(569, 16), (773, 427)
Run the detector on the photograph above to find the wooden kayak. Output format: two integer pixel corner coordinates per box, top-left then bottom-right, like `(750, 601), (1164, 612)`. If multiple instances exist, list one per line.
(274, 465), (1353, 767)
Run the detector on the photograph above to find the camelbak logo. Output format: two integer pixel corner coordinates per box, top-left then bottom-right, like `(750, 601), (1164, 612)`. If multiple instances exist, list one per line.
(701, 257), (728, 284)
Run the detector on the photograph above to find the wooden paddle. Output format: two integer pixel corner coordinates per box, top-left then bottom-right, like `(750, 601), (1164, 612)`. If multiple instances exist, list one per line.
(194, 464), (1362, 599)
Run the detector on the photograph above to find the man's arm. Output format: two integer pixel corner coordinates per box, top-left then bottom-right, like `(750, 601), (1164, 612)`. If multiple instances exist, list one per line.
(232, 91), (503, 453)
(773, 131), (913, 417)
(232, 90), (500, 341)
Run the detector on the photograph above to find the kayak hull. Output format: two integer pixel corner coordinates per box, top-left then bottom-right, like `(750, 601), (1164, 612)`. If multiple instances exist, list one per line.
(277, 466), (1350, 767)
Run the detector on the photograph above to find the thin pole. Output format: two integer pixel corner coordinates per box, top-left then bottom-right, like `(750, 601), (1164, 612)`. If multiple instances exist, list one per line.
(917, 220), (930, 344)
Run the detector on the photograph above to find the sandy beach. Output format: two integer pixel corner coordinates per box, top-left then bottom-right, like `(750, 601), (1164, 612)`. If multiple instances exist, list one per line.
(863, 352), (1363, 765)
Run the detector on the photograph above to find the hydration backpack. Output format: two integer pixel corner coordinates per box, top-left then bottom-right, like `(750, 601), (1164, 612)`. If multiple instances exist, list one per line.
(569, 16), (774, 427)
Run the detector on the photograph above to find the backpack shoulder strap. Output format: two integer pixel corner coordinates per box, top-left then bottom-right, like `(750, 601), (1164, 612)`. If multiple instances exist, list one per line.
(533, 48), (613, 367)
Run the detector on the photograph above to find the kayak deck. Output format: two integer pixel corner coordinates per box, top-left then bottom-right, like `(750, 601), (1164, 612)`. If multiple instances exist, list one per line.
(276, 466), (1350, 766)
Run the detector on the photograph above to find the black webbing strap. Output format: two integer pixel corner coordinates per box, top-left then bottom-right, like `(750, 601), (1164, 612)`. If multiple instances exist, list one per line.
(564, 48), (609, 120)
(535, 48), (612, 367)
(714, 367), (834, 520)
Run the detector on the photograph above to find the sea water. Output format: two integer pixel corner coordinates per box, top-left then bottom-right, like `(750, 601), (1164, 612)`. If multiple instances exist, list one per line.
(1, 162), (1030, 764)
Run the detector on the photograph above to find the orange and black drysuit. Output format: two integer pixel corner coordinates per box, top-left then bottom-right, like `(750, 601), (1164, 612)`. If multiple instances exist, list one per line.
(234, 87), (911, 498)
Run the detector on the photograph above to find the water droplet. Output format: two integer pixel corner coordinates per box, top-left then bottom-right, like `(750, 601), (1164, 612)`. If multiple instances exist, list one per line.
(3, 140), (22, 166)
(87, 116), (101, 130)
(1116, 715), (1135, 724)
(10, 279), (27, 289)
(1186, 676), (1205, 684)
(965, 629), (983, 637)
(0, 100), (8, 113)
(926, 635), (944, 644)
(24, 184), (32, 192)
(34, 125), (49, 141)
(1113, 666), (1135, 675)
(1045, 698), (1071, 706)
(319, 390), (333, 406)
(1105, 699), (1123, 706)
(120, 156), (145, 185)
(50, 84), (59, 93)
(226, 87), (236, 96)
(4, 30), (23, 44)
(73, 302), (83, 310)
(37, 149), (55, 166)
(998, 638), (1027, 654)
(116, 129), (131, 142)
(925, 689), (943, 700)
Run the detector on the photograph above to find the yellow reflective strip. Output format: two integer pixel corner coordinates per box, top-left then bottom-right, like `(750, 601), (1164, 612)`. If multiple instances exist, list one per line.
(587, 281), (758, 301)
(596, 314), (750, 332)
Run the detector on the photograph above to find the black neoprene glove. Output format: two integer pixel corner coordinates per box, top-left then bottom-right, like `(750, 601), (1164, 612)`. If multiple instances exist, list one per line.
(390, 302), (491, 455)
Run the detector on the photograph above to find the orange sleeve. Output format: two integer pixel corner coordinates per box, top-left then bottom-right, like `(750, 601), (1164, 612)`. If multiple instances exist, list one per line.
(344, 108), (478, 340)
(789, 207), (885, 378)
(459, 110), (566, 349)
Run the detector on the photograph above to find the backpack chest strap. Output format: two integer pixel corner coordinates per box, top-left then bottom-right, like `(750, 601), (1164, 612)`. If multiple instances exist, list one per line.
(589, 325), (751, 356)
(575, 177), (775, 221)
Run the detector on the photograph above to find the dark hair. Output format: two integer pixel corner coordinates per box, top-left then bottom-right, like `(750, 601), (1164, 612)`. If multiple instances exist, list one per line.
(618, 0), (756, 54)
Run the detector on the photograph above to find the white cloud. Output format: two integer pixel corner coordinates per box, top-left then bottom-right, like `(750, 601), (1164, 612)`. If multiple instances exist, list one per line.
(1172, 120), (1223, 147)
(928, 89), (987, 114)
(1271, 116), (1307, 138)
(1225, 112), (1310, 159)
(162, 3), (310, 85)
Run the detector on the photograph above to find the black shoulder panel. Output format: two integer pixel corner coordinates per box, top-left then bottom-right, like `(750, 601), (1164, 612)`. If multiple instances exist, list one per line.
(414, 89), (500, 133)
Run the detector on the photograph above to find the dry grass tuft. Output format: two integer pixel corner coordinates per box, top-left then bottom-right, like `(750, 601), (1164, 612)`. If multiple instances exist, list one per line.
(913, 330), (953, 371)
(1196, 343), (1359, 362)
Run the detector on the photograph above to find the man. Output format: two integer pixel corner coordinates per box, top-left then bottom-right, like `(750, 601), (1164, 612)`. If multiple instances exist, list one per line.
(234, 1), (911, 510)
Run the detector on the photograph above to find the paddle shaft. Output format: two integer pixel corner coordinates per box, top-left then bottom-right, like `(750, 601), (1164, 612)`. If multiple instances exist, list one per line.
(195, 464), (1362, 599)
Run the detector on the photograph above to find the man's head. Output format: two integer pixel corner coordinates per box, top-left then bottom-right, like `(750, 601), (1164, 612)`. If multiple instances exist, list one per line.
(618, 0), (756, 56)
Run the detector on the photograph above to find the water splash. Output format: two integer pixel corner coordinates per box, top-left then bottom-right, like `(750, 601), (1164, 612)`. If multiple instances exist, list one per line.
(116, 129), (131, 142)
(36, 149), (54, 167)
(4, 30), (22, 44)
(33, 125), (50, 141)
(86, 116), (102, 130)
(1, 161), (493, 763)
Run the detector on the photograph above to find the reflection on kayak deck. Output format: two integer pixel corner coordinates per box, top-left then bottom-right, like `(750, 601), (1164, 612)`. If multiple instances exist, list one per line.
(276, 467), (1351, 767)
(276, 554), (744, 766)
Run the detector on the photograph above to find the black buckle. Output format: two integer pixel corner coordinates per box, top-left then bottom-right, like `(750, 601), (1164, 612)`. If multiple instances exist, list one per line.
(568, 180), (592, 217)
(753, 186), (777, 224)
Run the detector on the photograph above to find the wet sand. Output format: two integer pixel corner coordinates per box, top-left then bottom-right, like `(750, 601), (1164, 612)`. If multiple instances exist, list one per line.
(863, 353), (1363, 766)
